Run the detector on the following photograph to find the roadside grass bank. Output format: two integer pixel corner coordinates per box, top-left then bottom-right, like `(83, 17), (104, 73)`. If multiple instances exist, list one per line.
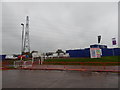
(45, 56), (119, 62)
(2, 56), (120, 66)
(43, 56), (120, 65)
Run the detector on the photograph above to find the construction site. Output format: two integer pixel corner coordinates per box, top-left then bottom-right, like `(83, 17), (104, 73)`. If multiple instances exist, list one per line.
(1, 16), (119, 72)
(1, 2), (120, 89)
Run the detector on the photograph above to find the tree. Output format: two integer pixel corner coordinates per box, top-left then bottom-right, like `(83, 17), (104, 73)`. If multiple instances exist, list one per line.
(46, 52), (53, 57)
(56, 49), (65, 56)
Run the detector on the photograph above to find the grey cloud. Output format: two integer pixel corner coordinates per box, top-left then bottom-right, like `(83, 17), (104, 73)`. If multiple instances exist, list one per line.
(2, 2), (118, 54)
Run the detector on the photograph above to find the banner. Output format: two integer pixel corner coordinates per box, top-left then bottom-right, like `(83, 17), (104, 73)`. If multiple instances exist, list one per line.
(112, 38), (116, 45)
(90, 48), (102, 58)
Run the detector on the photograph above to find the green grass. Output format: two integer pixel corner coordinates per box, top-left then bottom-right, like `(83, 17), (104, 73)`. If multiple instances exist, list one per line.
(2, 56), (120, 66)
(7, 66), (16, 69)
(43, 56), (120, 65)
(45, 56), (119, 62)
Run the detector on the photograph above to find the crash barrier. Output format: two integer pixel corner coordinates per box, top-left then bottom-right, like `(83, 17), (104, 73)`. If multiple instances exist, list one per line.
(2, 57), (44, 68)
(14, 60), (32, 68)
(32, 57), (44, 65)
(2, 61), (16, 68)
(14, 60), (22, 68)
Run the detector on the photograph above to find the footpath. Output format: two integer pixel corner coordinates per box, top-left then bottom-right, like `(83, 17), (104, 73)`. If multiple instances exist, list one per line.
(18, 65), (120, 72)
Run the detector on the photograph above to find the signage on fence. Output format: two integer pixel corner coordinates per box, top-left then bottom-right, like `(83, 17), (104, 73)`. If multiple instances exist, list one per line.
(112, 38), (116, 45)
(90, 48), (102, 58)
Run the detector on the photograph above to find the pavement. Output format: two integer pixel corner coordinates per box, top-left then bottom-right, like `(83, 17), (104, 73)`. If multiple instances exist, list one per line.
(20, 65), (120, 72)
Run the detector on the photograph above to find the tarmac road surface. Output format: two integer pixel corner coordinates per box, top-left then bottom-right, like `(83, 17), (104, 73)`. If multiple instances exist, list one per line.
(2, 70), (119, 88)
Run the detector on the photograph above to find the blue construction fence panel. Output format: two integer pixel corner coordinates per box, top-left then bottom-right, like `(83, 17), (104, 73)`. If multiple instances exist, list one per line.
(0, 55), (6, 60)
(101, 48), (120, 56)
(66, 48), (90, 58)
(66, 48), (120, 58)
(101, 48), (113, 56)
(114, 48), (120, 56)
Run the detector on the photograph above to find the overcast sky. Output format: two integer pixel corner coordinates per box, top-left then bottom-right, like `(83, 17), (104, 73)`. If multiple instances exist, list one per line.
(2, 2), (118, 54)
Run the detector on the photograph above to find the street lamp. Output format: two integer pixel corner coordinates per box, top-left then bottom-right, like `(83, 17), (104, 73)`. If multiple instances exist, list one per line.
(21, 23), (24, 55)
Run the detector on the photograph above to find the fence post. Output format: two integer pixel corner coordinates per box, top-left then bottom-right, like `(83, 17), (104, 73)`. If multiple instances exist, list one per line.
(14, 61), (16, 68)
(32, 57), (34, 65)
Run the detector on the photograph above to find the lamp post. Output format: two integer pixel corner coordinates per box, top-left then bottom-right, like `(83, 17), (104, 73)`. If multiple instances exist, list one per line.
(21, 23), (24, 55)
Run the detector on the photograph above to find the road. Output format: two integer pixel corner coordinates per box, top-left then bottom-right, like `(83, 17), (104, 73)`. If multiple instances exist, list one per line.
(2, 70), (119, 88)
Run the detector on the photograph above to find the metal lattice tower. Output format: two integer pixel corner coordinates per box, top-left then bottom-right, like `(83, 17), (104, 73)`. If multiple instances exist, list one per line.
(23, 16), (30, 53)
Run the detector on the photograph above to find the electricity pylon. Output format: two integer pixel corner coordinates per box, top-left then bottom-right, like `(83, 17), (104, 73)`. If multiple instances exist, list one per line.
(23, 16), (30, 54)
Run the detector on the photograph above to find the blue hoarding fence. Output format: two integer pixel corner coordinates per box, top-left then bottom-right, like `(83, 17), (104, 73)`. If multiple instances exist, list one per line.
(0, 55), (6, 60)
(66, 48), (90, 58)
(66, 48), (120, 58)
